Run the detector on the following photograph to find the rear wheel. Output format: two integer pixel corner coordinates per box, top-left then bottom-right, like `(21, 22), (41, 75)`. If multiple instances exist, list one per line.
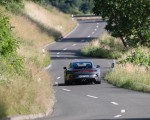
(95, 80), (101, 84)
(94, 78), (101, 84)
(65, 80), (72, 85)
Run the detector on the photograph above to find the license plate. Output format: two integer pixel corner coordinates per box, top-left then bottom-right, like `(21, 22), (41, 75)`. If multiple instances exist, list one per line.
(79, 75), (89, 78)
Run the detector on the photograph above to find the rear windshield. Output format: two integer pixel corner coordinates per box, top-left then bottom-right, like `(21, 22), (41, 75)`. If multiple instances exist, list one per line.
(72, 62), (92, 69)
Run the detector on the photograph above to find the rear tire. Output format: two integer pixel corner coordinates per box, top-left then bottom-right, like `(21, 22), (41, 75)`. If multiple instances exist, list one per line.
(65, 80), (71, 85)
(95, 80), (101, 84)
(94, 78), (101, 84)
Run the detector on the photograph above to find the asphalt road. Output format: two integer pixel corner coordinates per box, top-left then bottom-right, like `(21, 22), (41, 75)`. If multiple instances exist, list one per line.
(36, 19), (150, 120)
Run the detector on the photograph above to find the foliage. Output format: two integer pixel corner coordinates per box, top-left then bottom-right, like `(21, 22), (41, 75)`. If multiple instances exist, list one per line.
(93, 0), (150, 47)
(0, 12), (24, 75)
(81, 33), (124, 59)
(0, 3), (56, 118)
(48, 0), (94, 14)
(0, 0), (24, 13)
(119, 47), (150, 67)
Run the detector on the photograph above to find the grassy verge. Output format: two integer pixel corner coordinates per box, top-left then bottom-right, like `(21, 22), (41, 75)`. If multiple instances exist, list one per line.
(82, 32), (150, 93)
(81, 33), (125, 59)
(105, 63), (150, 93)
(0, 1), (76, 119)
(105, 47), (150, 92)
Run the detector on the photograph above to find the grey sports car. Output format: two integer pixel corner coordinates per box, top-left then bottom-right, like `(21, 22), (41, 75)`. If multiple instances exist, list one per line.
(64, 60), (101, 85)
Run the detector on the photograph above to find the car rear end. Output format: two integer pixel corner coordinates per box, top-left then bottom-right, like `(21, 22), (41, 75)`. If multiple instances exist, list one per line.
(66, 68), (101, 84)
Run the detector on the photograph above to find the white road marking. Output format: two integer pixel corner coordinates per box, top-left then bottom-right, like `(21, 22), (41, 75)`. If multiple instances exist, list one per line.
(87, 95), (98, 99)
(95, 29), (97, 31)
(88, 35), (90, 38)
(72, 44), (76, 46)
(57, 52), (60, 55)
(62, 88), (71, 92)
(45, 64), (52, 70)
(97, 23), (99, 25)
(96, 26), (99, 28)
(57, 77), (61, 79)
(121, 109), (126, 113)
(92, 32), (95, 34)
(114, 115), (122, 118)
(111, 102), (119, 105)
(63, 48), (67, 50)
(55, 82), (58, 85)
(57, 55), (60, 57)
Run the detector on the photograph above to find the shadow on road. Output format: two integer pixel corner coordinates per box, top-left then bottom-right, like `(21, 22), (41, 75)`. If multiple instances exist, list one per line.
(54, 82), (98, 87)
(56, 37), (97, 43)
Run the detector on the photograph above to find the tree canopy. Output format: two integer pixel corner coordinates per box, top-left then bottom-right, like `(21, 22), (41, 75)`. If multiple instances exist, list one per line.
(93, 0), (150, 47)
(48, 0), (94, 14)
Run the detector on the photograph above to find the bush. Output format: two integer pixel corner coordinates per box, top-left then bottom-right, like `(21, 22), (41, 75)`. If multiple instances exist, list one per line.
(81, 33), (124, 59)
(119, 47), (150, 67)
(0, 11), (24, 75)
(0, 0), (24, 13)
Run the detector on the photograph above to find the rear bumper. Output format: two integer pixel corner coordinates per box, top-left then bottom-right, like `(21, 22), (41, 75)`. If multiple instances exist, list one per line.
(66, 74), (100, 82)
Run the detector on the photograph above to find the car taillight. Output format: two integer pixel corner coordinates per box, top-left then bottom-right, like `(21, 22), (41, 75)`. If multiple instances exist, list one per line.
(72, 70), (97, 72)
(73, 70), (80, 72)
(88, 70), (97, 72)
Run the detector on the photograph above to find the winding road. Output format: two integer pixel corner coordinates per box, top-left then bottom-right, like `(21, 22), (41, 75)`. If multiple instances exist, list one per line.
(36, 19), (150, 120)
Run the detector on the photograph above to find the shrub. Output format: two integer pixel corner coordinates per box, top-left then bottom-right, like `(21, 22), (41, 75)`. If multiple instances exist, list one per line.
(81, 33), (124, 59)
(0, 11), (24, 75)
(0, 0), (24, 13)
(119, 47), (150, 68)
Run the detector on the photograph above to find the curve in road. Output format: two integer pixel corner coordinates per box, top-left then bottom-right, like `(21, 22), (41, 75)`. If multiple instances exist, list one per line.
(35, 19), (150, 120)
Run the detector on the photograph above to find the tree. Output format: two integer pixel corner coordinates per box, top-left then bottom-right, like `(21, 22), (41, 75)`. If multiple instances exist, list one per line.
(48, 0), (94, 14)
(93, 0), (150, 47)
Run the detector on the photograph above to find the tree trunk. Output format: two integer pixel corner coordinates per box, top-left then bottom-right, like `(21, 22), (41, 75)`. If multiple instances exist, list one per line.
(120, 35), (128, 48)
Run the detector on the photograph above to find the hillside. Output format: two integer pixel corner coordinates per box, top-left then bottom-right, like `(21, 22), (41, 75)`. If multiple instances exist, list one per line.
(0, 1), (76, 119)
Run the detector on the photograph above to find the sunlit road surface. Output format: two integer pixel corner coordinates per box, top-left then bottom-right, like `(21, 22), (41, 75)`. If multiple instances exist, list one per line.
(35, 19), (150, 120)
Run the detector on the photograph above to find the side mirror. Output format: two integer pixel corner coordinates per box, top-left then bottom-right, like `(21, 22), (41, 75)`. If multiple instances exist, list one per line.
(96, 65), (100, 68)
(63, 67), (67, 70)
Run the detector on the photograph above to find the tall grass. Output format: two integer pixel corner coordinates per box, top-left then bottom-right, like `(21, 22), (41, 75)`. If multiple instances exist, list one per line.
(105, 64), (150, 92)
(81, 33), (125, 59)
(24, 1), (76, 38)
(0, 1), (76, 119)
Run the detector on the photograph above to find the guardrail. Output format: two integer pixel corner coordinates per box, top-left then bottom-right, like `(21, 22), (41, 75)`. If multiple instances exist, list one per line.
(73, 14), (100, 18)
(72, 14), (102, 20)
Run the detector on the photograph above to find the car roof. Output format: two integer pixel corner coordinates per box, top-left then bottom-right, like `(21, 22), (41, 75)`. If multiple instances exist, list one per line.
(71, 60), (93, 64)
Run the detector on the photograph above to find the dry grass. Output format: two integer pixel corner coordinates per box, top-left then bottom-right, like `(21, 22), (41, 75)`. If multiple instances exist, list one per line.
(105, 63), (150, 92)
(24, 1), (76, 36)
(81, 33), (124, 58)
(0, 1), (76, 118)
